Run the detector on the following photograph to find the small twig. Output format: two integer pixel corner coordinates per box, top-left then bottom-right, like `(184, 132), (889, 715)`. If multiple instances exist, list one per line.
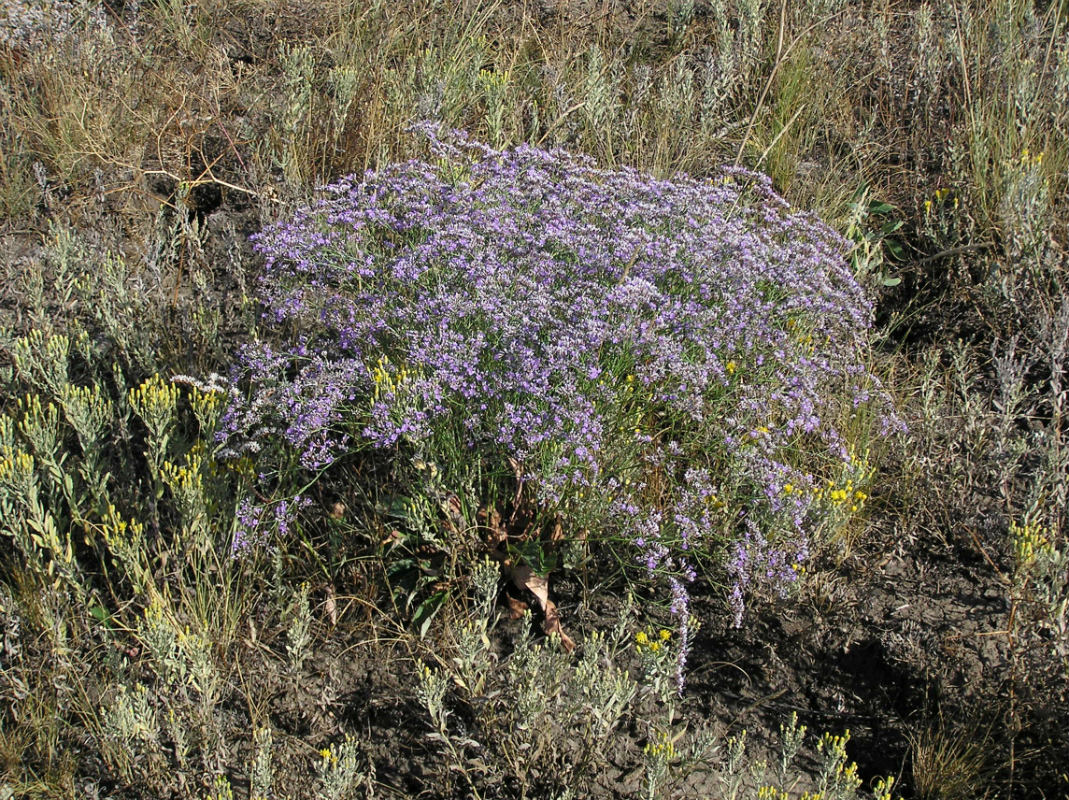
(215, 120), (248, 172)
(734, 0), (787, 169)
(536, 101), (589, 147)
(967, 526), (1012, 587)
(744, 686), (788, 715)
(916, 241), (993, 265)
(139, 168), (268, 202)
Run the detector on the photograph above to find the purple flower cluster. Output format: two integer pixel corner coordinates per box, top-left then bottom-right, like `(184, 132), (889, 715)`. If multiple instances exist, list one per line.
(232, 494), (313, 555)
(220, 125), (893, 681)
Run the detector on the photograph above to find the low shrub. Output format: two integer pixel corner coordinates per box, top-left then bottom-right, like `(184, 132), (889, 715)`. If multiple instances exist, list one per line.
(220, 125), (897, 686)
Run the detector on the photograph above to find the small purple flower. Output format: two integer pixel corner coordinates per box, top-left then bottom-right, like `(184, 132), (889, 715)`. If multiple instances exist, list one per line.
(219, 125), (896, 688)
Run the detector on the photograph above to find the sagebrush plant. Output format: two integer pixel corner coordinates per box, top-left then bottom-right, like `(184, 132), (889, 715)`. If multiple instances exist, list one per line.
(417, 569), (902, 800)
(0, 343), (242, 794)
(220, 124), (897, 686)
(0, 241), (263, 796)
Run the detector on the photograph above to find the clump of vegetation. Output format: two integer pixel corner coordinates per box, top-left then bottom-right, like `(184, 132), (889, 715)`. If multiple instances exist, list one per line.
(220, 124), (893, 688)
(1, 0), (1068, 797)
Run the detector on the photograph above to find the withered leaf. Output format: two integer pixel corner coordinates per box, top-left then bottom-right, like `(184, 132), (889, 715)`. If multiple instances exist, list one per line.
(510, 564), (575, 651)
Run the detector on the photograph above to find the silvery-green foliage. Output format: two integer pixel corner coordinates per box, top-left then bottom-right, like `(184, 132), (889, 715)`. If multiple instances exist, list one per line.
(418, 664), (454, 745)
(699, 36), (734, 134)
(105, 683), (158, 744)
(624, 64), (654, 142)
(582, 46), (618, 136)
(668, 0), (695, 36)
(277, 43), (316, 184)
(251, 727), (274, 800)
(0, 0), (109, 55)
(658, 57), (695, 131)
(471, 557), (500, 622)
(329, 66), (361, 133)
(314, 736), (369, 800)
(285, 581), (313, 671)
(11, 330), (72, 398)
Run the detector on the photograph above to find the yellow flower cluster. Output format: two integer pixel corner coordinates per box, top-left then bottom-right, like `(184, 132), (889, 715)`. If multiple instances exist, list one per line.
(0, 450), (34, 487)
(11, 330), (76, 392)
(190, 386), (222, 428)
(872, 776), (899, 800)
(161, 455), (204, 495)
(813, 479), (868, 512)
(812, 449), (873, 514)
(18, 392), (60, 434)
(1012, 519), (1053, 568)
(818, 730), (861, 791)
(100, 504), (145, 550)
(478, 67), (510, 89)
(924, 186), (959, 214)
(1019, 148), (1045, 167)
(0, 414), (13, 449)
(318, 747), (339, 767)
(225, 455), (257, 478)
(369, 355), (413, 402)
(61, 382), (112, 435)
(635, 628), (672, 654)
(819, 730), (849, 753)
(644, 729), (677, 761)
(129, 374), (179, 437)
(758, 786), (789, 800)
(746, 425), (772, 444)
(130, 374), (178, 416)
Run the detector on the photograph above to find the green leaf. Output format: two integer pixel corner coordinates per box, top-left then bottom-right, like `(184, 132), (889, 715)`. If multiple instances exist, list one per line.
(382, 495), (413, 520)
(413, 589), (449, 639)
(884, 239), (905, 260)
(510, 540), (558, 576)
(89, 604), (115, 629)
(386, 557), (417, 577)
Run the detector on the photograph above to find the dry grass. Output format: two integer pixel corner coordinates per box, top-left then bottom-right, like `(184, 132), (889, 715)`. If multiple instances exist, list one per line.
(1, 0), (1068, 797)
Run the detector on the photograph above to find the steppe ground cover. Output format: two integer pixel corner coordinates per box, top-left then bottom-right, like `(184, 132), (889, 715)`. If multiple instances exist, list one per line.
(1, 0), (1068, 798)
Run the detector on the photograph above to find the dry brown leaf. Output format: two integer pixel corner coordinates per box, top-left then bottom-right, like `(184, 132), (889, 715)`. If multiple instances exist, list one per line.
(485, 506), (508, 551)
(324, 584), (338, 626)
(506, 594), (529, 619)
(440, 493), (464, 533)
(508, 456), (525, 511)
(541, 601), (575, 651)
(512, 564), (548, 606)
(511, 564), (575, 651)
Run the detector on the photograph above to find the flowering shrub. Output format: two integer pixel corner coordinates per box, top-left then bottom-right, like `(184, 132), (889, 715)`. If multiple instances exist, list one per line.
(220, 125), (895, 684)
